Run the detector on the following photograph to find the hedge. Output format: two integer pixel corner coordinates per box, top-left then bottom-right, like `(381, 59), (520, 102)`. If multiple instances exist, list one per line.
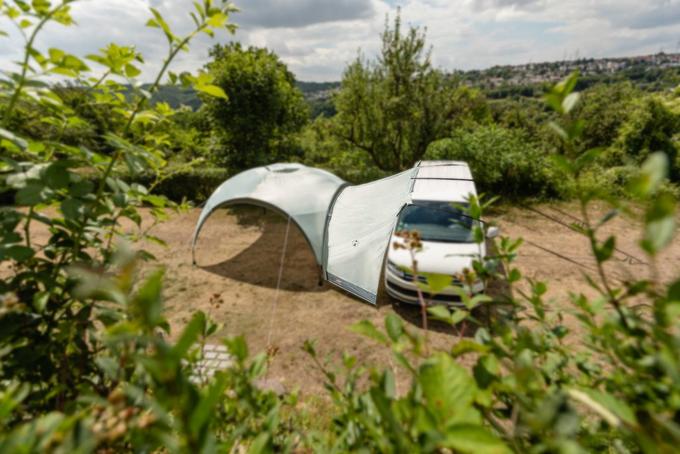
(425, 126), (566, 200)
(136, 167), (230, 203)
(1, 167), (231, 206)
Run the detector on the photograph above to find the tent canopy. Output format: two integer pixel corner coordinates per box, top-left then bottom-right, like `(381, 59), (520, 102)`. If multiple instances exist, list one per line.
(191, 163), (346, 265)
(192, 161), (476, 305)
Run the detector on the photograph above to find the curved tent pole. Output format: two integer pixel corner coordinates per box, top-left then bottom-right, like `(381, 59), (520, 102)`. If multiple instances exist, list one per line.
(320, 182), (351, 280)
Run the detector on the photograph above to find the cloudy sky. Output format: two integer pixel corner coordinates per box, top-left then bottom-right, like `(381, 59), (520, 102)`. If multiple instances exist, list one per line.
(1, 0), (679, 81)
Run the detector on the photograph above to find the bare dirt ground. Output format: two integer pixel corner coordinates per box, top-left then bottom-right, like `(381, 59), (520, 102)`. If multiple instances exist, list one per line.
(16, 201), (680, 395)
(138, 201), (680, 394)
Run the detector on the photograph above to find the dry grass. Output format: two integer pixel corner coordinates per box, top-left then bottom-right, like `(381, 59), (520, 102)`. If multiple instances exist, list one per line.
(19, 202), (680, 395)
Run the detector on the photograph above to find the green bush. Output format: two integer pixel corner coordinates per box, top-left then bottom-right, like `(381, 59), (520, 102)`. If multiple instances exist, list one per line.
(138, 167), (230, 203)
(425, 125), (564, 199)
(1, 167), (230, 206)
(607, 94), (680, 181)
(300, 117), (389, 184)
(573, 82), (641, 150)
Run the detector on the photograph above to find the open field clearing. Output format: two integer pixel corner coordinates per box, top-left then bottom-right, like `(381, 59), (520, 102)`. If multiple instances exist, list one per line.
(140, 203), (680, 392)
(16, 201), (680, 395)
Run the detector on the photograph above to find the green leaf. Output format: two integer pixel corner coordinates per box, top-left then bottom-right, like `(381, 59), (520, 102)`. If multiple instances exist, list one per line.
(629, 152), (669, 197)
(0, 128), (28, 149)
(451, 339), (489, 357)
(642, 193), (676, 255)
(196, 83), (228, 100)
(667, 278), (680, 302)
(32, 0), (50, 15)
(559, 71), (579, 96)
(441, 424), (511, 454)
(61, 198), (85, 221)
(425, 273), (452, 294)
(47, 47), (65, 63)
(147, 7), (174, 43)
(548, 121), (568, 140)
(130, 268), (165, 329)
(594, 236), (615, 263)
(568, 389), (637, 428)
(15, 182), (47, 206)
(562, 92), (580, 113)
(190, 374), (228, 437)
(225, 335), (248, 362)
(0, 245), (35, 262)
(124, 63), (141, 78)
(32, 291), (48, 312)
(349, 320), (388, 345)
(385, 313), (403, 342)
(473, 355), (500, 388)
(544, 93), (563, 114)
(173, 312), (206, 359)
(508, 268), (522, 283)
(44, 162), (70, 189)
(427, 305), (451, 321)
(418, 353), (479, 425)
(206, 12), (228, 27)
(247, 433), (271, 454)
(450, 309), (469, 324)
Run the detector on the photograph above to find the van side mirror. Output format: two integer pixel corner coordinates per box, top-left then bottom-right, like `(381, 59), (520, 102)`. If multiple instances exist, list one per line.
(486, 226), (500, 239)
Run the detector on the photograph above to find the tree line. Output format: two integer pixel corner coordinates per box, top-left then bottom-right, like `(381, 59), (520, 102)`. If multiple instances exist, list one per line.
(5, 11), (678, 202)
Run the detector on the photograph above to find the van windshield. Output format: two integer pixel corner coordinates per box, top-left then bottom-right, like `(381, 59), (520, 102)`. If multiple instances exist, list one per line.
(396, 201), (475, 243)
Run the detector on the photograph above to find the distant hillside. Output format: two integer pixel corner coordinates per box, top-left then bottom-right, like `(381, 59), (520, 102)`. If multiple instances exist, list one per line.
(150, 81), (341, 117)
(149, 52), (680, 113)
(296, 81), (340, 117)
(150, 85), (201, 110)
(457, 52), (680, 98)
(296, 81), (340, 98)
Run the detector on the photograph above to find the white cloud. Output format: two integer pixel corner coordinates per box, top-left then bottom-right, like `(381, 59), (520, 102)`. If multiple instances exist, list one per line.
(236, 0), (374, 28)
(0, 0), (678, 82)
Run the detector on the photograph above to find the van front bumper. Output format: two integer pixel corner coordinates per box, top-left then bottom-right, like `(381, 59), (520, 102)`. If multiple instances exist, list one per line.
(384, 262), (484, 305)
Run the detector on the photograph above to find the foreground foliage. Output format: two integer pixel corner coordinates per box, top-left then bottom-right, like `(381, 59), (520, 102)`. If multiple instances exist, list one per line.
(1, 2), (679, 453)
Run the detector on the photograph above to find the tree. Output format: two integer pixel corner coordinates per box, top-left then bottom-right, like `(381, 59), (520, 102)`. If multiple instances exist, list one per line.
(202, 43), (309, 170)
(333, 12), (485, 171)
(611, 93), (680, 181)
(574, 82), (640, 150)
(425, 125), (561, 198)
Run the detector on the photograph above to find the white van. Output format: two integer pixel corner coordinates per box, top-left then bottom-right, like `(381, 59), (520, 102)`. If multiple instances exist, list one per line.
(384, 160), (498, 304)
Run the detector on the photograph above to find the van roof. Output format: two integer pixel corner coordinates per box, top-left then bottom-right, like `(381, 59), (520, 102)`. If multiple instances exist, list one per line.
(411, 160), (477, 203)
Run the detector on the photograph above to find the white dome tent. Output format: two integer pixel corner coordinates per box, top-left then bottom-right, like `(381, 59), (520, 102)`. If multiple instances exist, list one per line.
(191, 161), (473, 305)
(191, 163), (345, 268)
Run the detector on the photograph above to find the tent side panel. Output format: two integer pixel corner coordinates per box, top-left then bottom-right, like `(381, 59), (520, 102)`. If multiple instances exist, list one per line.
(324, 169), (415, 304)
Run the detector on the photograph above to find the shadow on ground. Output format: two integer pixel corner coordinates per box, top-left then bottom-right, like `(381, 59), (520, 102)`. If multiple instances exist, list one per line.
(200, 216), (327, 293)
